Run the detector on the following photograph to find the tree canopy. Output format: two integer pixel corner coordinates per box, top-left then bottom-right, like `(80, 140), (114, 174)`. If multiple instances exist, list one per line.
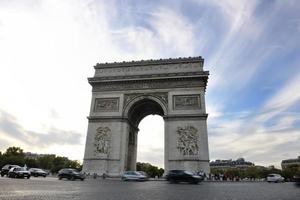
(136, 162), (164, 178)
(0, 146), (82, 173)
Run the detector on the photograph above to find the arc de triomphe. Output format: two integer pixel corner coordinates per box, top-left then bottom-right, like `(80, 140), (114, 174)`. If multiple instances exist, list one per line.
(82, 57), (210, 175)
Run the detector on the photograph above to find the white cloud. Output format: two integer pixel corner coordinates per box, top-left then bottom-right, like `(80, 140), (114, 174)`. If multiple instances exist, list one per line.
(210, 129), (300, 167)
(0, 109), (83, 159)
(256, 71), (300, 122)
(112, 6), (197, 59)
(0, 1), (299, 169)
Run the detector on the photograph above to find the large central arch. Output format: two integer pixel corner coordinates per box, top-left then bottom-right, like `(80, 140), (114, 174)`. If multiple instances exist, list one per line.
(124, 96), (166, 170)
(82, 57), (210, 175)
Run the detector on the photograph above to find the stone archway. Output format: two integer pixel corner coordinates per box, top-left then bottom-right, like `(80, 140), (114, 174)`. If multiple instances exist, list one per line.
(124, 96), (166, 171)
(82, 57), (210, 176)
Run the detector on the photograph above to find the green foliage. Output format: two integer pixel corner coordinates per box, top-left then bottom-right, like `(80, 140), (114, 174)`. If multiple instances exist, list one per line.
(0, 146), (25, 167)
(66, 160), (82, 170)
(25, 158), (38, 168)
(37, 155), (55, 170)
(0, 146), (82, 173)
(136, 162), (164, 178)
(51, 156), (69, 173)
(282, 165), (300, 180)
(4, 146), (24, 157)
(210, 165), (293, 180)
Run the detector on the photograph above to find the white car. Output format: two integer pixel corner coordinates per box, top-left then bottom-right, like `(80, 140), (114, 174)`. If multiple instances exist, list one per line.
(121, 171), (148, 181)
(266, 174), (284, 183)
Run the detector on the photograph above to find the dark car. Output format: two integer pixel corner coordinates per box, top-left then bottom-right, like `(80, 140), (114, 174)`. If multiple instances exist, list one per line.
(1, 164), (20, 177)
(8, 167), (31, 179)
(293, 175), (300, 182)
(166, 170), (203, 184)
(29, 168), (48, 177)
(58, 168), (85, 181)
(293, 175), (300, 187)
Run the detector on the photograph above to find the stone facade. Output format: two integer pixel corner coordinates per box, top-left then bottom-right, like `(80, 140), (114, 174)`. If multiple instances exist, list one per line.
(82, 57), (210, 175)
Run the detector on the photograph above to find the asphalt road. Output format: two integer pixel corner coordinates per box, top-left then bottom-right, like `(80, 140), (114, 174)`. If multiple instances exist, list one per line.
(0, 176), (299, 200)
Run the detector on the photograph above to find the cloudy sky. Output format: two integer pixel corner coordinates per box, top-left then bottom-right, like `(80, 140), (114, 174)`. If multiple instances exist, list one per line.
(0, 0), (299, 168)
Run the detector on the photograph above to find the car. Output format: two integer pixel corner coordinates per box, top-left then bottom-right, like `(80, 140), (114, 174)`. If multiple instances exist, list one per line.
(121, 171), (148, 181)
(29, 168), (48, 177)
(293, 174), (300, 182)
(58, 168), (85, 181)
(1, 164), (20, 177)
(137, 171), (149, 179)
(166, 170), (203, 184)
(8, 167), (31, 179)
(266, 174), (285, 183)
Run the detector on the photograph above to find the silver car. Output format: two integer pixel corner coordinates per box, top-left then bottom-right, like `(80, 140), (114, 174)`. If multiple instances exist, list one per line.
(121, 171), (148, 181)
(266, 174), (284, 183)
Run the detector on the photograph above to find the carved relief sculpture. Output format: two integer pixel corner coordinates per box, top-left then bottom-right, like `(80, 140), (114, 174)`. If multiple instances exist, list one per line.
(124, 92), (168, 110)
(177, 126), (199, 156)
(94, 127), (111, 155)
(173, 95), (201, 110)
(94, 98), (119, 112)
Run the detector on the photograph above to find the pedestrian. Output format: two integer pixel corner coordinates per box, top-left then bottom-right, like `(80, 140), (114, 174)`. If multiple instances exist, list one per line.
(93, 173), (97, 179)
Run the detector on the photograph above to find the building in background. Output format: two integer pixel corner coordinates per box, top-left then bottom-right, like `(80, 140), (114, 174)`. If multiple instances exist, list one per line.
(281, 156), (300, 169)
(210, 158), (254, 170)
(24, 152), (55, 160)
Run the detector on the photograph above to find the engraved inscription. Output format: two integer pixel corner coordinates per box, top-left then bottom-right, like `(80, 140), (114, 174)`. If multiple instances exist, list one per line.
(94, 98), (119, 112)
(94, 127), (111, 155)
(173, 95), (201, 110)
(177, 125), (199, 156)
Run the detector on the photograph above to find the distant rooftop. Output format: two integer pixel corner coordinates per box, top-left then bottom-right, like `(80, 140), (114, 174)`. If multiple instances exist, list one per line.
(210, 158), (254, 168)
(281, 156), (300, 163)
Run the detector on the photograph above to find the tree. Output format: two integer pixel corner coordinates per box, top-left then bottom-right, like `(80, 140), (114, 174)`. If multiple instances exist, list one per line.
(4, 146), (24, 157)
(25, 158), (38, 168)
(136, 162), (164, 178)
(37, 155), (55, 170)
(51, 156), (69, 173)
(282, 165), (300, 180)
(66, 160), (82, 170)
(0, 146), (82, 173)
(1, 146), (25, 167)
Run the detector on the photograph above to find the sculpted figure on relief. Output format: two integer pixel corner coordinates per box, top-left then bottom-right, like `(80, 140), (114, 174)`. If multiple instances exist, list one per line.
(177, 125), (199, 156)
(94, 127), (111, 155)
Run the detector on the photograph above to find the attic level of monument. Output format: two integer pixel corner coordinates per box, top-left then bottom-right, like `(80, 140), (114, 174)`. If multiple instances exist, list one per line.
(91, 57), (207, 78)
(88, 57), (209, 92)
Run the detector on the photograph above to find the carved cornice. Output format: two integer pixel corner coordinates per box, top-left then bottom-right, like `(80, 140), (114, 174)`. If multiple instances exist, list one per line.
(87, 116), (127, 122)
(89, 71), (209, 82)
(94, 56), (204, 69)
(164, 114), (208, 121)
(83, 158), (120, 161)
(168, 159), (210, 162)
(91, 77), (208, 92)
(87, 116), (139, 131)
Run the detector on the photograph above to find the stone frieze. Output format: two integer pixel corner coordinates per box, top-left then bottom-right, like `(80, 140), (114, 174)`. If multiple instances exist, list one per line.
(94, 127), (111, 155)
(173, 95), (201, 110)
(177, 125), (199, 156)
(94, 98), (119, 112)
(92, 78), (206, 92)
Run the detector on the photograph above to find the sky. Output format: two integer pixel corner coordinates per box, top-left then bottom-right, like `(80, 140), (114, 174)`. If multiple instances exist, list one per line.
(0, 0), (299, 169)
